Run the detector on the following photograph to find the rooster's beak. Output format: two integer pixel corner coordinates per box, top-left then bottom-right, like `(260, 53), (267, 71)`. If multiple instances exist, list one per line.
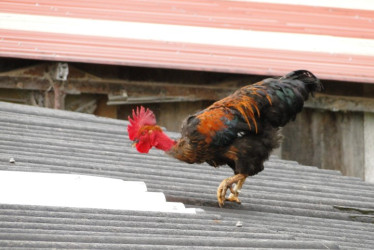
(132, 140), (139, 148)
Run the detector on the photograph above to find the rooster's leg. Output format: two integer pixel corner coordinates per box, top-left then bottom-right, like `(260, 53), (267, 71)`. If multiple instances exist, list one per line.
(217, 174), (248, 207)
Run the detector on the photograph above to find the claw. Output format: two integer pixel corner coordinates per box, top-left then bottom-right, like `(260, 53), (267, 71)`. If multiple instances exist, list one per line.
(217, 180), (228, 207)
(216, 174), (248, 207)
(226, 193), (241, 203)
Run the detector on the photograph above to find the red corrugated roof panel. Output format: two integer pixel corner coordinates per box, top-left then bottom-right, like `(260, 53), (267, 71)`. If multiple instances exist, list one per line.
(0, 0), (374, 83)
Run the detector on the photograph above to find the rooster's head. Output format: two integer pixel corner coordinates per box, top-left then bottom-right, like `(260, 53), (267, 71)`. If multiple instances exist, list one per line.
(127, 106), (175, 153)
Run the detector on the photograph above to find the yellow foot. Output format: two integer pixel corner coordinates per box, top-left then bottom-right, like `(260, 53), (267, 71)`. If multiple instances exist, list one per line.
(217, 174), (247, 207)
(226, 192), (241, 204)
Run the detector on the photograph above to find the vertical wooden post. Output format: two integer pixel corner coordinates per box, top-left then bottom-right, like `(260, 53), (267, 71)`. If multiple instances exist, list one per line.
(44, 90), (54, 109)
(43, 63), (68, 110)
(53, 82), (66, 110)
(364, 112), (374, 183)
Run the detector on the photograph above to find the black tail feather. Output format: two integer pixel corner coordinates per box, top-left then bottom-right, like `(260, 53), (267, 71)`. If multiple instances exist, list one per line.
(261, 70), (323, 128)
(281, 70), (324, 94)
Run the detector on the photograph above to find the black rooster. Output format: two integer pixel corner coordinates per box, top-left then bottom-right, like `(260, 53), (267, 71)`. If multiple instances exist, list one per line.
(128, 70), (323, 207)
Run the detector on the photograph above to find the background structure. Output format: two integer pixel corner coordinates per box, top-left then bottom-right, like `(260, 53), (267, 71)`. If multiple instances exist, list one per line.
(1, 0), (374, 181)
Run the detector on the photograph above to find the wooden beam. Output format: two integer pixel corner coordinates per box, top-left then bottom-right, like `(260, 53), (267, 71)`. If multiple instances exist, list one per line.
(2, 64), (374, 110)
(305, 93), (374, 113)
(0, 63), (235, 104)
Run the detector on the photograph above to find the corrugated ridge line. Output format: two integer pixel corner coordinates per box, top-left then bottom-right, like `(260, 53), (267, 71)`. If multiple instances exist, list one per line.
(0, 209), (371, 246)
(200, 207), (374, 249)
(3, 28), (374, 67)
(0, 204), (213, 220)
(0, 126), (338, 175)
(0, 142), (371, 195)
(0, 215), (368, 249)
(1, 0), (373, 39)
(200, 206), (374, 234)
(0, 223), (285, 241)
(1, 150), (372, 201)
(1, 130), (372, 210)
(1, 162), (365, 207)
(0, 245), (283, 250)
(0, 149), (353, 190)
(1, 159), (373, 222)
(0, 223), (287, 241)
(0, 131), (369, 190)
(0, 239), (339, 249)
(0, 215), (261, 235)
(1, 158), (372, 225)
(0, 101), (125, 126)
(3, 163), (372, 215)
(0, 196), (326, 244)
(0, 229), (292, 242)
(0, 106), (351, 176)
(1, 109), (372, 193)
(2, 29), (374, 84)
(0, 106), (340, 171)
(0, 205), (290, 239)
(0, 120), (126, 147)
(0, 111), (125, 135)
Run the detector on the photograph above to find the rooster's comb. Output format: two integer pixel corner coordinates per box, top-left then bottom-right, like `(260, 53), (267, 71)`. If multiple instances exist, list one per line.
(127, 106), (156, 140)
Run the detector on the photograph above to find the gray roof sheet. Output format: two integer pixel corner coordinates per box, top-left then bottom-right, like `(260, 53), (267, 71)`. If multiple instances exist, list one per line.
(0, 101), (373, 249)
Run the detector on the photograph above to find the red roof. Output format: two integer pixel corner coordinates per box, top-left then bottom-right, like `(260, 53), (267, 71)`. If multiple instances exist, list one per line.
(1, 0), (374, 83)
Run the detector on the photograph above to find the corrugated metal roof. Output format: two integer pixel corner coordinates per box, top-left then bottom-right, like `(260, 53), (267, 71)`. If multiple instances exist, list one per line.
(0, 171), (196, 213)
(0, 101), (373, 249)
(0, 0), (374, 83)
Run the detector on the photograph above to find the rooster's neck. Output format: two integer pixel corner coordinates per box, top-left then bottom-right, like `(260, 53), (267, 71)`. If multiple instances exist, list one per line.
(154, 131), (176, 152)
(164, 137), (201, 164)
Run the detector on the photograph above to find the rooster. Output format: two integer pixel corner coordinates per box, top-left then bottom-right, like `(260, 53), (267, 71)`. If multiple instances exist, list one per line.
(127, 70), (323, 207)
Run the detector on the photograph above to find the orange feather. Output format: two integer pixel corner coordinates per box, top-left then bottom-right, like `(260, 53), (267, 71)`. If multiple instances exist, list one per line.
(199, 85), (272, 134)
(196, 109), (233, 144)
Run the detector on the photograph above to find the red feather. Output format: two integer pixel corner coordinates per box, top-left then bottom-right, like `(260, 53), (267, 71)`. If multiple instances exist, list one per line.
(127, 106), (156, 140)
